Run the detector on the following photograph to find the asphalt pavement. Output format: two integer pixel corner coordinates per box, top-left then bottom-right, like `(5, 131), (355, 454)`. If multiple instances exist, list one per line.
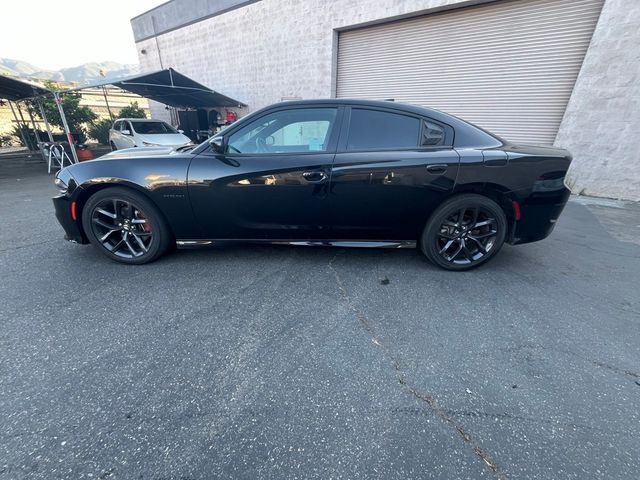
(1, 159), (639, 479)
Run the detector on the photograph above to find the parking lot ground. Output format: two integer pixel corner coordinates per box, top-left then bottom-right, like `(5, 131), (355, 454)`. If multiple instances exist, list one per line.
(1, 162), (639, 479)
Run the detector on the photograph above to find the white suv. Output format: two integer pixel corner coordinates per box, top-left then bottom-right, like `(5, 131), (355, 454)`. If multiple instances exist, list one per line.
(109, 119), (192, 150)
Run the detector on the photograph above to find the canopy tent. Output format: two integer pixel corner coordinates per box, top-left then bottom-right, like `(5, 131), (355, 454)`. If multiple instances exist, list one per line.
(0, 75), (50, 101)
(72, 68), (245, 109)
(0, 76), (58, 153)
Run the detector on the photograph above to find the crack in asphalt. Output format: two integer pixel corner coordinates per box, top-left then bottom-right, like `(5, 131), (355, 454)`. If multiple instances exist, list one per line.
(328, 253), (507, 479)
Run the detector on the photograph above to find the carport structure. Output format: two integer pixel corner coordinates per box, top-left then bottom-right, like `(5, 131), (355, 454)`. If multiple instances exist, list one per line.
(104, 68), (245, 109)
(1, 75), (84, 163)
(68, 68), (246, 142)
(0, 75), (55, 147)
(1, 68), (245, 166)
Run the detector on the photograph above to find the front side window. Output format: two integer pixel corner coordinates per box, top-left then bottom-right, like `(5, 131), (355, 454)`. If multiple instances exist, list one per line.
(346, 108), (420, 151)
(131, 121), (178, 135)
(227, 108), (337, 154)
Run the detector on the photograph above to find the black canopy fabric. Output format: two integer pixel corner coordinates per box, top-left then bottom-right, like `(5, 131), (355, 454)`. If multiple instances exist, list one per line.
(104, 68), (245, 109)
(0, 75), (50, 101)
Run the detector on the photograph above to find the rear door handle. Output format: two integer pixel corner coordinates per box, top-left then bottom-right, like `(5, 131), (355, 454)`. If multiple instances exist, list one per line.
(426, 164), (448, 174)
(302, 171), (328, 183)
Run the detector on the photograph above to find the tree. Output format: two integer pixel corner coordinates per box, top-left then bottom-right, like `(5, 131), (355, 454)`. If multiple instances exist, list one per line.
(117, 102), (147, 119)
(27, 81), (97, 138)
(87, 118), (112, 145)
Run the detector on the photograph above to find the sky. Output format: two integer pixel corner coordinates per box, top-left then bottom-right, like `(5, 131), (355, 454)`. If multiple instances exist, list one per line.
(0, 0), (166, 70)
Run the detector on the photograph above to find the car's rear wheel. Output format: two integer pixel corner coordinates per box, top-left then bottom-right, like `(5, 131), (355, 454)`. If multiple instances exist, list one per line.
(421, 194), (507, 271)
(82, 188), (172, 264)
(110, 141), (117, 151)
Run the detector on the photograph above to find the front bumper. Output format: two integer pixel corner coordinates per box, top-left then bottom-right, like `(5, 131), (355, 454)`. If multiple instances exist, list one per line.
(53, 194), (89, 244)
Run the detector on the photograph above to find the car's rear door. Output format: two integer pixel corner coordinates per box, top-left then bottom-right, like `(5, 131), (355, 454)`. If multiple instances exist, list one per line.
(188, 105), (343, 240)
(328, 106), (459, 241)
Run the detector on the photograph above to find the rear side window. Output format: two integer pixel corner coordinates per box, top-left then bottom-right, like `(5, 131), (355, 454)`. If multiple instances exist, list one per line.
(346, 108), (420, 151)
(422, 120), (446, 146)
(113, 121), (120, 131)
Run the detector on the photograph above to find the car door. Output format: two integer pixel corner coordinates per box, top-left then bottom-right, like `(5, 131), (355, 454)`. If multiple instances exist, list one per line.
(188, 105), (343, 240)
(328, 106), (460, 241)
(120, 121), (137, 149)
(110, 120), (122, 149)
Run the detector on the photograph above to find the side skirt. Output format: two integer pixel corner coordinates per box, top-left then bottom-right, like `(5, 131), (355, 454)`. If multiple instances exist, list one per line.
(175, 239), (416, 249)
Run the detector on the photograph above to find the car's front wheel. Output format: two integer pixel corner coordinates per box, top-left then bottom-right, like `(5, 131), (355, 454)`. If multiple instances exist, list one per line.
(82, 187), (173, 264)
(110, 141), (117, 151)
(421, 194), (507, 271)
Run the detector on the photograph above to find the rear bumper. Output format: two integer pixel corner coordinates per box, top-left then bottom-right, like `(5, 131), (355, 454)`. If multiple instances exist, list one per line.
(510, 187), (571, 245)
(53, 194), (89, 244)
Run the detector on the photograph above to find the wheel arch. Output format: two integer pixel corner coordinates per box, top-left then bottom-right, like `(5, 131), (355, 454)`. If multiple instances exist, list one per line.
(444, 183), (519, 241)
(74, 182), (175, 241)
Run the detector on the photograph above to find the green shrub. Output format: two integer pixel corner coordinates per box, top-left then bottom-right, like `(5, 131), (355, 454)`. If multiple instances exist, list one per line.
(88, 118), (113, 145)
(118, 102), (146, 119)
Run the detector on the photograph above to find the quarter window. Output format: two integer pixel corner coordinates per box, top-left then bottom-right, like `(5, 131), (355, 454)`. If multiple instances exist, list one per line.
(346, 109), (420, 151)
(422, 120), (446, 146)
(227, 108), (337, 154)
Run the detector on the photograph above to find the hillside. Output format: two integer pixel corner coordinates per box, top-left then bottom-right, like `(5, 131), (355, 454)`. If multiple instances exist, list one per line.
(0, 58), (140, 84)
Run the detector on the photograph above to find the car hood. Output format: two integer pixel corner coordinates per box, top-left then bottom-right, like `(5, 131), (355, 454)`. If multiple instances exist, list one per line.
(136, 132), (192, 146)
(98, 146), (181, 159)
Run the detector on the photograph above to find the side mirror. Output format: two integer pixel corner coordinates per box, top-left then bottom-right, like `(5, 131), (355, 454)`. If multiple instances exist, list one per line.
(210, 136), (224, 153)
(121, 129), (131, 136)
(178, 129), (184, 134)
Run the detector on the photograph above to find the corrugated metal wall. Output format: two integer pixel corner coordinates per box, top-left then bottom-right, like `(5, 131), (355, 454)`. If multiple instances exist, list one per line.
(337, 0), (604, 145)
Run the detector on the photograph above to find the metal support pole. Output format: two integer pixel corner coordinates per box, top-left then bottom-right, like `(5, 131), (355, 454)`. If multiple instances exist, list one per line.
(16, 102), (35, 150)
(37, 97), (55, 142)
(54, 92), (78, 163)
(24, 101), (45, 161)
(25, 102), (42, 145)
(102, 85), (114, 120)
(8, 101), (29, 148)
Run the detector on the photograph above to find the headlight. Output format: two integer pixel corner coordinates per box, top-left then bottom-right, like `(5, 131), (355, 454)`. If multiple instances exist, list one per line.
(142, 141), (160, 147)
(54, 176), (68, 194)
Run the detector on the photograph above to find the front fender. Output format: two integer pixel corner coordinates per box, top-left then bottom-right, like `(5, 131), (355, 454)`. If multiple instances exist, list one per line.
(64, 155), (202, 239)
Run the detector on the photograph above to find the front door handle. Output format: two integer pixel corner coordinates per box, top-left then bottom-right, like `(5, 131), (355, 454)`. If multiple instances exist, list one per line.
(426, 164), (448, 174)
(302, 171), (328, 183)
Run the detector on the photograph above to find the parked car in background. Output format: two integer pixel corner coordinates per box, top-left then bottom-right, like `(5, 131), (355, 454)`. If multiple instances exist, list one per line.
(54, 99), (572, 270)
(109, 118), (192, 150)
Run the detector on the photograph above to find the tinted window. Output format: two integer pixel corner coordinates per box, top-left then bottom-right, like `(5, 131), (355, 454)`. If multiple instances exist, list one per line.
(422, 120), (446, 146)
(131, 121), (178, 134)
(113, 121), (121, 131)
(347, 109), (420, 151)
(227, 108), (337, 154)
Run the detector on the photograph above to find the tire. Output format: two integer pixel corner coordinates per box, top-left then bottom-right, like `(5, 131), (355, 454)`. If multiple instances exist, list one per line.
(420, 194), (507, 271)
(110, 141), (117, 151)
(82, 187), (173, 265)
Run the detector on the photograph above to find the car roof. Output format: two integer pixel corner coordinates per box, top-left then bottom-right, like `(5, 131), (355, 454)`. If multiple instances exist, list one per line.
(116, 118), (164, 122)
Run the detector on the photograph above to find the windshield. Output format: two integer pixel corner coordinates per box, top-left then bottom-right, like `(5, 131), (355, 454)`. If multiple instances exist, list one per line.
(131, 121), (179, 135)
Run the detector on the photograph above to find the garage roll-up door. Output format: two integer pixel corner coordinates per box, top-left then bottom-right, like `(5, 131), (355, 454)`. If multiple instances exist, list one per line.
(336, 0), (603, 145)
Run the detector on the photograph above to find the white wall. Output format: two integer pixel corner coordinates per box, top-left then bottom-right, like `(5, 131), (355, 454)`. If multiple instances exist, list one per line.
(555, 0), (640, 201)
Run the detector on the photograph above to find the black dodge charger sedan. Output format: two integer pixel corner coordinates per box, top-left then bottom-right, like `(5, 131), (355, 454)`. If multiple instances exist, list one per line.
(53, 99), (572, 270)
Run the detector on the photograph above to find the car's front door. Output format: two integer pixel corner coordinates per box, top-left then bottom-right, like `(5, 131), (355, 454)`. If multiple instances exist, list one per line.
(119, 121), (136, 149)
(328, 106), (460, 241)
(188, 106), (343, 240)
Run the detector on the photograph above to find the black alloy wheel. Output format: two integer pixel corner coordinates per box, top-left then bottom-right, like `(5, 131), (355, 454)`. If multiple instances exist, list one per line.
(82, 188), (172, 264)
(421, 194), (507, 271)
